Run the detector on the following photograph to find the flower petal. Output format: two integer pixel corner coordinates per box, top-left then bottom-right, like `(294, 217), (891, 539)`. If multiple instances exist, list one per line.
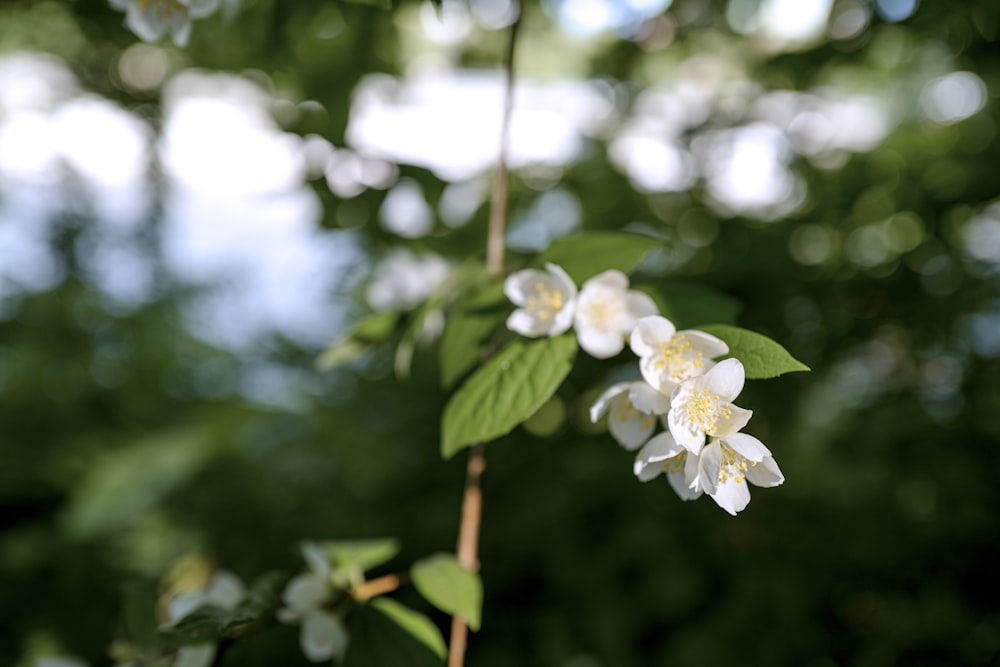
(747, 455), (784, 488)
(545, 263), (579, 299)
(630, 315), (676, 357)
(667, 403), (706, 453)
(302, 541), (331, 579)
(506, 309), (545, 337)
(720, 432), (771, 462)
(503, 269), (548, 306)
(703, 358), (745, 401)
(711, 404), (752, 437)
(698, 440), (723, 496)
(283, 575), (327, 614)
(301, 611), (349, 662)
(183, 0), (221, 18)
(709, 477), (752, 515)
(609, 401), (657, 450)
(589, 382), (630, 423)
(625, 291), (658, 320)
(550, 297), (576, 335)
(683, 329), (729, 359)
(628, 381), (671, 415)
(633, 432), (683, 481)
(666, 453), (703, 500)
(206, 570), (245, 610)
(581, 269), (628, 292)
(577, 326), (625, 359)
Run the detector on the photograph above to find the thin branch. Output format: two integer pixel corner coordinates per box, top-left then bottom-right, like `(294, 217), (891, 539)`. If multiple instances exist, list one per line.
(352, 573), (405, 601)
(449, 10), (522, 667)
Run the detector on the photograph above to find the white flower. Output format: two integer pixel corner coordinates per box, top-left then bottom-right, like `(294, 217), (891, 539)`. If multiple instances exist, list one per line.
(589, 381), (670, 450)
(277, 541), (349, 663)
(504, 263), (577, 337)
(633, 431), (704, 501)
(667, 358), (752, 454)
(699, 432), (784, 515)
(630, 315), (729, 394)
(634, 430), (785, 515)
(573, 270), (657, 358)
(109, 0), (221, 47)
(165, 570), (246, 667)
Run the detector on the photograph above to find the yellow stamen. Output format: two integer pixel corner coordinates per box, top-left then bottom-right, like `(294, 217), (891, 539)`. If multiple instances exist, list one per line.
(525, 281), (565, 323)
(653, 334), (705, 382)
(681, 388), (732, 434)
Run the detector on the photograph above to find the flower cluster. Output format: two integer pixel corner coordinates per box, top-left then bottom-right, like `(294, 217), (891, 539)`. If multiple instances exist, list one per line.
(277, 542), (349, 663)
(109, 0), (225, 46)
(504, 264), (657, 358)
(504, 262), (783, 515)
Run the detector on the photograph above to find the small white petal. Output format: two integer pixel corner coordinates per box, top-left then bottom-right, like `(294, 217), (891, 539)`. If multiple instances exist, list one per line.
(301, 541), (331, 579)
(506, 309), (546, 337)
(577, 326), (625, 358)
(747, 456), (784, 488)
(206, 571), (245, 610)
(174, 645), (216, 667)
(634, 431), (685, 480)
(125, 7), (168, 41)
(703, 358), (745, 401)
(544, 263), (578, 299)
(683, 329), (729, 359)
(624, 291), (658, 320)
(283, 575), (328, 614)
(301, 611), (349, 662)
(504, 269), (548, 306)
(167, 592), (207, 625)
(550, 297), (576, 335)
(710, 477), (752, 515)
(666, 454), (703, 501)
(581, 269), (629, 292)
(720, 432), (771, 462)
(589, 382), (630, 423)
(182, 0), (221, 18)
(630, 315), (676, 357)
(698, 440), (723, 496)
(667, 404), (706, 453)
(712, 404), (753, 438)
(609, 401), (657, 450)
(628, 382), (671, 415)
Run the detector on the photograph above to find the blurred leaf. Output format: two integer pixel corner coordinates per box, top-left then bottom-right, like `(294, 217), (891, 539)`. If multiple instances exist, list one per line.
(698, 325), (810, 379)
(654, 283), (741, 328)
(65, 430), (218, 537)
(441, 334), (577, 458)
(341, 0), (394, 8)
(160, 571), (287, 647)
(122, 581), (159, 657)
(411, 553), (483, 631)
(324, 538), (401, 572)
(318, 311), (400, 371)
(371, 598), (447, 659)
(439, 311), (503, 389)
(538, 232), (661, 282)
(456, 282), (507, 312)
(343, 599), (446, 667)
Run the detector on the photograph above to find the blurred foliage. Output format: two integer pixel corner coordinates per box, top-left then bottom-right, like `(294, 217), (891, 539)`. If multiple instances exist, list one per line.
(2, 1), (1000, 666)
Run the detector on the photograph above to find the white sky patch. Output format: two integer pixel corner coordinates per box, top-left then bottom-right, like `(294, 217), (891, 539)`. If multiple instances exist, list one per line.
(346, 70), (615, 181)
(758, 0), (833, 47)
(551, 0), (674, 35)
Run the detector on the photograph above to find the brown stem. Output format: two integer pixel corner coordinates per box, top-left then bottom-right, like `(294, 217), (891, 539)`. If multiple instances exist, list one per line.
(448, 11), (522, 667)
(352, 573), (406, 601)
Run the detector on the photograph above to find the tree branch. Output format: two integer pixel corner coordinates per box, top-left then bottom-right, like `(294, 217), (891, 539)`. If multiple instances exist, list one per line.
(449, 10), (522, 667)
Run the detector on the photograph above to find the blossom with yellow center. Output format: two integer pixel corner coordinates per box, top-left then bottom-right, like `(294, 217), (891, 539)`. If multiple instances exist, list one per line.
(110, 0), (221, 46)
(633, 431), (704, 500)
(698, 432), (784, 515)
(667, 358), (752, 453)
(574, 270), (657, 358)
(589, 381), (670, 450)
(504, 263), (577, 337)
(629, 315), (729, 394)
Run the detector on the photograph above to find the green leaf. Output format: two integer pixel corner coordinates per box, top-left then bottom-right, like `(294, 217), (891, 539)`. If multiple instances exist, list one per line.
(697, 325), (810, 379)
(371, 598), (447, 659)
(456, 281), (507, 312)
(341, 0), (393, 9)
(538, 231), (661, 282)
(655, 283), (741, 328)
(324, 538), (400, 572)
(411, 553), (483, 631)
(160, 571), (288, 647)
(318, 312), (400, 371)
(439, 311), (503, 389)
(122, 581), (159, 656)
(441, 334), (577, 458)
(343, 600), (446, 667)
